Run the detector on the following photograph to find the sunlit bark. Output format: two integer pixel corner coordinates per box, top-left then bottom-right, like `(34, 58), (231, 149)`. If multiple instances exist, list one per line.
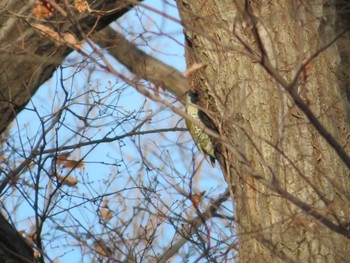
(177, 0), (350, 262)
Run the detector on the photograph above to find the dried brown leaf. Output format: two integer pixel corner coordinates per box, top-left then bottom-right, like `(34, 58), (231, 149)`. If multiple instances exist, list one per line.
(62, 159), (84, 168)
(56, 173), (78, 187)
(32, 23), (82, 49)
(56, 153), (71, 163)
(101, 208), (113, 222)
(94, 239), (112, 258)
(191, 191), (206, 208)
(32, 0), (54, 18)
(74, 0), (88, 13)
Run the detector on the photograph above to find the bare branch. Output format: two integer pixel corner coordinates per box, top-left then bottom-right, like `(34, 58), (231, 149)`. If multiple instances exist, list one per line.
(158, 189), (231, 263)
(92, 27), (189, 100)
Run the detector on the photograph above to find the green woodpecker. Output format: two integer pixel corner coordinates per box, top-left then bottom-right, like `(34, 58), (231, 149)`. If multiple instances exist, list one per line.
(185, 91), (216, 167)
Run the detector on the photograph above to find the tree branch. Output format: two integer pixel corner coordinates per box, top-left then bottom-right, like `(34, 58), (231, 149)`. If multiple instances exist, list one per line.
(158, 189), (231, 263)
(0, 0), (141, 134)
(92, 26), (188, 101)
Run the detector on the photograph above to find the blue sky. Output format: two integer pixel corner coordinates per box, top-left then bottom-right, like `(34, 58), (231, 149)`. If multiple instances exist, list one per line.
(3, 1), (231, 262)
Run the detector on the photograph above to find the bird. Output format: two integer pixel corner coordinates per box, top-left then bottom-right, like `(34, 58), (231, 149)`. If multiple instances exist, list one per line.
(185, 91), (217, 167)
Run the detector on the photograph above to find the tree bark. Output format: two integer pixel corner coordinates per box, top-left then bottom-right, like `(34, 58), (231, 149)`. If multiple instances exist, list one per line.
(0, 213), (34, 263)
(92, 27), (188, 101)
(176, 0), (350, 262)
(0, 1), (139, 261)
(1, 0), (350, 262)
(0, 0), (138, 134)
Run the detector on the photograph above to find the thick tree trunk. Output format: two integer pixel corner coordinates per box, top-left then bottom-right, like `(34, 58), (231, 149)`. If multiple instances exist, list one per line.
(0, 213), (34, 263)
(0, 1), (138, 261)
(0, 0), (136, 134)
(177, 0), (350, 262)
(1, 0), (349, 261)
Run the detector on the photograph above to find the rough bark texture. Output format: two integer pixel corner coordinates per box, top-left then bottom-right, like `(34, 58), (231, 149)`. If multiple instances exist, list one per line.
(0, 1), (138, 262)
(177, 0), (350, 262)
(0, 0), (137, 135)
(92, 27), (188, 101)
(0, 214), (34, 263)
(1, 0), (349, 262)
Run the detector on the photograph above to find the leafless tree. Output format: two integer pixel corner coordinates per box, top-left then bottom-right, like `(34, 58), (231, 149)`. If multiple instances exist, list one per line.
(0, 0), (349, 262)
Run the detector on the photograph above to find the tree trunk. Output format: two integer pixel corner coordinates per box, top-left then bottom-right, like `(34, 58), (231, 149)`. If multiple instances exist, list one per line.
(176, 0), (350, 262)
(0, 0), (136, 134)
(0, 1), (138, 261)
(0, 213), (34, 263)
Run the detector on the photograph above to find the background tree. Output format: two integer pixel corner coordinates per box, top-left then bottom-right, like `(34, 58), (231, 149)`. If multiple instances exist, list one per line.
(0, 0), (350, 262)
(1, 1), (233, 262)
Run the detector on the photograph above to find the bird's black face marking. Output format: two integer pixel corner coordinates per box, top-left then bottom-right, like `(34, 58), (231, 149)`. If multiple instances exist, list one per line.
(188, 91), (199, 104)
